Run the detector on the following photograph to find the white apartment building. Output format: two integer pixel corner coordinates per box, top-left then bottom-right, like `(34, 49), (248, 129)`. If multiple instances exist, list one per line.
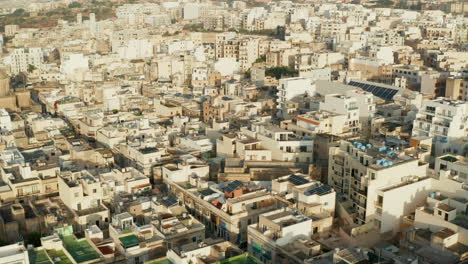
(434, 154), (468, 184)
(328, 140), (428, 226)
(239, 38), (259, 71)
(145, 14), (171, 27)
(374, 176), (433, 234)
(4, 25), (19, 37)
(366, 30), (404, 46)
(191, 67), (209, 88)
(168, 180), (282, 246)
(412, 98), (468, 142)
(161, 159), (209, 182)
(272, 174), (335, 219)
(0, 243), (29, 264)
(318, 21), (347, 41)
(295, 52), (344, 70)
(60, 53), (89, 75)
(58, 170), (110, 230)
(113, 39), (154, 60)
(247, 208), (313, 264)
(319, 94), (360, 134)
(242, 122), (314, 163)
(183, 3), (206, 20)
(412, 169), (468, 246)
(277, 77), (316, 119)
(9, 48), (43, 74)
(283, 110), (348, 137)
(179, 135), (214, 153)
(345, 89), (376, 123)
(0, 108), (12, 131)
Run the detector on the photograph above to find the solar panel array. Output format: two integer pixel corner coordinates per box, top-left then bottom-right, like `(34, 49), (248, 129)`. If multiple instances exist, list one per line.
(288, 175), (309, 186)
(348, 81), (399, 100)
(161, 196), (178, 207)
(304, 185), (332, 196)
(224, 180), (244, 193)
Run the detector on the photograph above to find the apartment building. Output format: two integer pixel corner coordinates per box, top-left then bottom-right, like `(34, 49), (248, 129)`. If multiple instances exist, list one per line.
(191, 67), (209, 88)
(114, 140), (169, 177)
(168, 179), (283, 247)
(109, 212), (160, 264)
(4, 25), (19, 37)
(8, 48), (43, 74)
(247, 208), (315, 264)
(414, 189), (468, 245)
(0, 148), (61, 203)
(434, 154), (468, 183)
(272, 174), (335, 234)
(166, 239), (244, 264)
(412, 98), (468, 142)
(295, 52), (344, 70)
(240, 122), (314, 163)
(445, 77), (464, 100)
(374, 176), (433, 234)
(318, 21), (347, 41)
(0, 108), (12, 131)
(58, 170), (110, 231)
(392, 65), (426, 90)
(319, 94), (361, 134)
(328, 140), (428, 226)
(153, 210), (205, 250)
(277, 77), (316, 119)
(161, 156), (209, 182)
(0, 243), (29, 264)
(215, 32), (239, 59)
(282, 111), (349, 137)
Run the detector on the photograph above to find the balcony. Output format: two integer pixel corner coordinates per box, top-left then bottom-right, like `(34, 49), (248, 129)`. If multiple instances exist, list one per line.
(438, 113), (453, 119)
(433, 121), (450, 127)
(375, 207), (382, 215)
(375, 201), (382, 208)
(334, 159), (344, 166)
(416, 117), (431, 123)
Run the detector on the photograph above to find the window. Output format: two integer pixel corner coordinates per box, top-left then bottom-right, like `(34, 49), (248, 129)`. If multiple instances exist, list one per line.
(75, 192), (79, 198)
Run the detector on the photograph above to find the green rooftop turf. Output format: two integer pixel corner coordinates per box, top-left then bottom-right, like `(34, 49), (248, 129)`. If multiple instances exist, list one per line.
(148, 258), (172, 264)
(119, 234), (140, 247)
(46, 250), (73, 264)
(441, 156), (458, 163)
(62, 235), (100, 263)
(216, 254), (262, 264)
(29, 249), (52, 264)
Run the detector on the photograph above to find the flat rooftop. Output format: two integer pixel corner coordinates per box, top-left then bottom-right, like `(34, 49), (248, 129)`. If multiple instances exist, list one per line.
(46, 249), (73, 264)
(62, 235), (100, 263)
(216, 253), (262, 264)
(119, 235), (140, 248)
(29, 249), (52, 264)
